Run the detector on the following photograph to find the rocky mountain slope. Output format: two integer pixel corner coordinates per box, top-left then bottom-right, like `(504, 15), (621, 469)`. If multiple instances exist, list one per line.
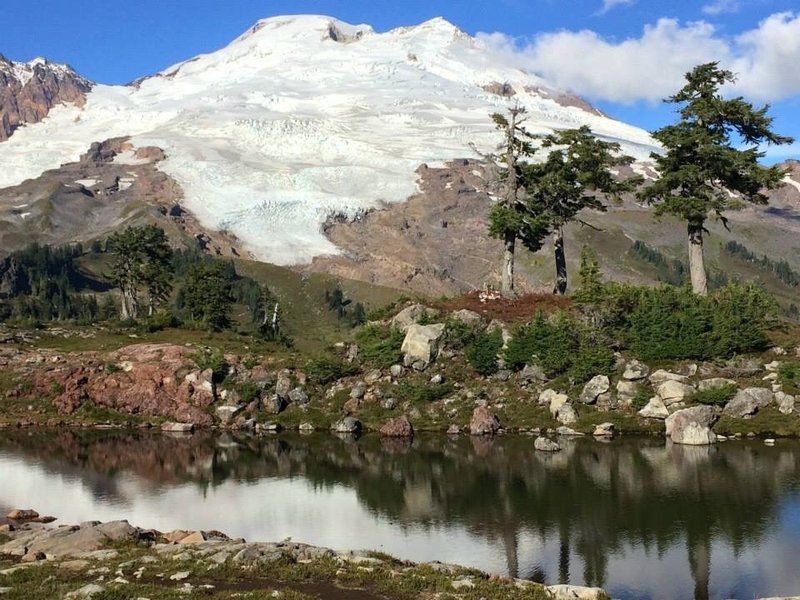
(0, 55), (91, 141)
(0, 15), (657, 265)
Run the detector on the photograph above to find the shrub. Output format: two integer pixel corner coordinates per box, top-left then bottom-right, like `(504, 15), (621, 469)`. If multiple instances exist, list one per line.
(306, 354), (358, 385)
(445, 318), (478, 350)
(235, 380), (261, 404)
(396, 380), (455, 403)
(692, 384), (738, 406)
(778, 362), (800, 388)
(355, 325), (405, 369)
(631, 390), (651, 411)
(504, 312), (576, 375)
(466, 329), (503, 376)
(567, 342), (616, 384)
(190, 348), (228, 384)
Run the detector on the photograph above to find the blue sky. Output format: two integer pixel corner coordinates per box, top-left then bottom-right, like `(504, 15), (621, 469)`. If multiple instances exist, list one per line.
(3, 0), (799, 160)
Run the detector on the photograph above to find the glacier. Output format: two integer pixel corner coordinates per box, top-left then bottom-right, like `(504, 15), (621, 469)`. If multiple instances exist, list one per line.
(0, 15), (659, 265)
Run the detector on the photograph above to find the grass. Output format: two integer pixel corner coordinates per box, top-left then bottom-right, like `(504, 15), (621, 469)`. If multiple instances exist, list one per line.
(714, 407), (800, 437)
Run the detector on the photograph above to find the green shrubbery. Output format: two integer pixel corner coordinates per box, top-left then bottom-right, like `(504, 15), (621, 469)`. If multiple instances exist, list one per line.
(355, 325), (405, 369)
(190, 348), (228, 383)
(692, 384), (738, 406)
(396, 379), (455, 403)
(465, 329), (503, 376)
(306, 354), (358, 385)
(778, 362), (800, 389)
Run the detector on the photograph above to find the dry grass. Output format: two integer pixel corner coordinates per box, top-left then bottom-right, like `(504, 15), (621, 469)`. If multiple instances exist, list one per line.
(437, 290), (572, 323)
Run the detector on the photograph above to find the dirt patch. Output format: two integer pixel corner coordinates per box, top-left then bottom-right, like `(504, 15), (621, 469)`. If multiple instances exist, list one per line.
(437, 291), (571, 323)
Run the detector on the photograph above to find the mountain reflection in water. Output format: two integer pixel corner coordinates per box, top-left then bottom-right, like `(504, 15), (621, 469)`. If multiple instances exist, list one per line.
(1, 430), (799, 600)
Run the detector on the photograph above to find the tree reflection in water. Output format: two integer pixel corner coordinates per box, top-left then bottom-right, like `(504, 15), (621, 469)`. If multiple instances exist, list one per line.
(1, 430), (798, 600)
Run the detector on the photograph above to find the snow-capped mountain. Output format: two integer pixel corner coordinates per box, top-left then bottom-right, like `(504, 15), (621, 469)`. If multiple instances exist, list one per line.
(0, 15), (659, 265)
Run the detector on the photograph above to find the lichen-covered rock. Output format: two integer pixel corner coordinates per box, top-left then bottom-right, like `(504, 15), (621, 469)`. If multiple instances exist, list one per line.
(331, 417), (362, 434)
(556, 402), (578, 425)
(666, 406), (718, 445)
(288, 387), (310, 405)
(775, 392), (796, 415)
(656, 380), (696, 406)
(623, 360), (649, 381)
(638, 398), (669, 420)
(390, 304), (439, 331)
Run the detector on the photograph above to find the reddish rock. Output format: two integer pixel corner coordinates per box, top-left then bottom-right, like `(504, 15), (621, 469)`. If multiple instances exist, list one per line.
(469, 406), (501, 436)
(379, 415), (414, 438)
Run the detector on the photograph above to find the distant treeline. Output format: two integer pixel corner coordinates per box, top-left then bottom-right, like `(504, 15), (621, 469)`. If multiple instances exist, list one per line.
(628, 241), (729, 290)
(723, 241), (800, 288)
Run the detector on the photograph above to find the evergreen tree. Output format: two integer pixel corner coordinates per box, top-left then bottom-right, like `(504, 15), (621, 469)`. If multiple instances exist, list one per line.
(638, 63), (794, 295)
(518, 126), (639, 295)
(487, 106), (537, 297)
(181, 261), (234, 330)
(108, 225), (173, 319)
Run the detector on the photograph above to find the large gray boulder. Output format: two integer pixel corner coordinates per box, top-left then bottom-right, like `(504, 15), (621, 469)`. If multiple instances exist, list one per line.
(665, 405), (718, 436)
(449, 309), (483, 327)
(723, 388), (774, 418)
(775, 392), (796, 415)
(580, 375), (610, 405)
(401, 323), (446, 369)
(666, 406), (718, 445)
(556, 402), (579, 425)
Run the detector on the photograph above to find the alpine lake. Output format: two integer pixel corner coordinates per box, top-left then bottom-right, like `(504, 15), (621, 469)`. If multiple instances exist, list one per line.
(1, 430), (799, 600)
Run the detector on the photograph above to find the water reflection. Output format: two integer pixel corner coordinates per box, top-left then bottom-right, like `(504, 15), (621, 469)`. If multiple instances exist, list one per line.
(1, 430), (799, 600)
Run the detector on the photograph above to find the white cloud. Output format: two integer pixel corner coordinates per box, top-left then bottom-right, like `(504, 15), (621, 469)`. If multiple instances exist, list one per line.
(599, 0), (636, 14)
(702, 0), (741, 15)
(476, 12), (800, 104)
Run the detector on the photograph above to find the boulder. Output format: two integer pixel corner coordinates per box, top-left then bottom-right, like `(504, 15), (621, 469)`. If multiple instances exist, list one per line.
(638, 398), (670, 420)
(556, 426), (585, 436)
(623, 360), (649, 381)
(775, 392), (796, 415)
(534, 437), (561, 452)
(6, 509), (39, 522)
(379, 416), (414, 438)
(520, 364), (548, 383)
(672, 422), (717, 446)
(214, 405), (242, 426)
(178, 531), (207, 544)
(381, 398), (398, 410)
(401, 324), (446, 369)
(556, 402), (578, 426)
(446, 424), (461, 435)
(288, 387), (310, 405)
(547, 392), (570, 416)
(364, 369), (383, 385)
(469, 406), (501, 436)
(649, 369), (688, 384)
(546, 584), (607, 600)
(723, 388), (774, 418)
(580, 375), (610, 405)
(331, 417), (362, 434)
(697, 378), (737, 392)
(656, 380), (696, 406)
(389, 364), (405, 379)
(593, 422), (616, 438)
(350, 382), (367, 400)
(390, 304), (438, 331)
(66, 584), (105, 599)
(262, 394), (286, 415)
(665, 405), (717, 436)
(449, 309), (483, 328)
(275, 372), (292, 399)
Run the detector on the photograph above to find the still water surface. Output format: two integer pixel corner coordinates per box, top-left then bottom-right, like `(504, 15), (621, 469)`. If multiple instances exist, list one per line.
(1, 430), (799, 600)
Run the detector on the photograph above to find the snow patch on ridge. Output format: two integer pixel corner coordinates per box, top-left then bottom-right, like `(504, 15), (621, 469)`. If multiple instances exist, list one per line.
(0, 14), (660, 266)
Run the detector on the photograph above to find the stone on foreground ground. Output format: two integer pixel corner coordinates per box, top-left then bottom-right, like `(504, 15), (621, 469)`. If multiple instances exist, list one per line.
(0, 519), (610, 600)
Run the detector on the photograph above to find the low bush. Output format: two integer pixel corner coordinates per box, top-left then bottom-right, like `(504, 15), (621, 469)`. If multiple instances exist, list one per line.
(567, 342), (616, 384)
(778, 362), (800, 388)
(396, 380), (455, 403)
(190, 348), (228, 383)
(466, 329), (503, 376)
(355, 325), (405, 369)
(504, 312), (576, 374)
(631, 390), (651, 411)
(692, 384), (738, 406)
(306, 354), (358, 385)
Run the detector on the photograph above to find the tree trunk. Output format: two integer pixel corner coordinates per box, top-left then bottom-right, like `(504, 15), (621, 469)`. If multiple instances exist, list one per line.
(688, 222), (708, 296)
(553, 226), (568, 295)
(502, 229), (516, 298)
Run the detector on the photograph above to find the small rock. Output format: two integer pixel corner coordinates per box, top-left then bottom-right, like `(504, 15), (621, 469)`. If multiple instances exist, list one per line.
(350, 383), (367, 400)
(656, 380), (696, 406)
(178, 531), (206, 544)
(66, 584), (105, 599)
(262, 395), (286, 415)
(451, 577), (476, 590)
(6, 509), (38, 522)
(389, 364), (405, 379)
(364, 369), (383, 385)
(556, 426), (584, 437)
(649, 370), (688, 384)
(623, 360), (649, 381)
(446, 424), (461, 435)
(288, 387), (310, 405)
(556, 402), (578, 425)
(534, 437), (561, 452)
(765, 360), (781, 372)
(520, 364), (548, 383)
(170, 571), (191, 581)
(765, 438), (777, 446)
(593, 422), (616, 438)
(298, 422), (316, 432)
(449, 309), (483, 327)
(430, 374), (443, 385)
(381, 398), (398, 410)
(775, 392), (796, 415)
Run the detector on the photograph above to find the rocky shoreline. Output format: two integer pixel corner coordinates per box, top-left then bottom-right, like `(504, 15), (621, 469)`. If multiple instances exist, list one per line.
(0, 512), (607, 600)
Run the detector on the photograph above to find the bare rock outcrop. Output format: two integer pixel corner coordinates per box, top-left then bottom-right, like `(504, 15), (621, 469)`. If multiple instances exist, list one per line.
(0, 55), (92, 142)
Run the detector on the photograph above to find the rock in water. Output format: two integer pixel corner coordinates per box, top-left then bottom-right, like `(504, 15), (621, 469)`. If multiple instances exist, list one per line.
(379, 416), (414, 438)
(593, 422), (615, 438)
(667, 406), (718, 445)
(331, 417), (362, 434)
(534, 437), (561, 452)
(469, 406), (501, 436)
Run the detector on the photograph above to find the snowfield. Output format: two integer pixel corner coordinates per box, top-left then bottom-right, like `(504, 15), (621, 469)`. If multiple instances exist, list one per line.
(0, 15), (659, 265)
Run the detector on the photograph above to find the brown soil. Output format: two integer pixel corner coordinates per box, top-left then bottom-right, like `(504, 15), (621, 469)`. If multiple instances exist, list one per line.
(437, 291), (572, 323)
